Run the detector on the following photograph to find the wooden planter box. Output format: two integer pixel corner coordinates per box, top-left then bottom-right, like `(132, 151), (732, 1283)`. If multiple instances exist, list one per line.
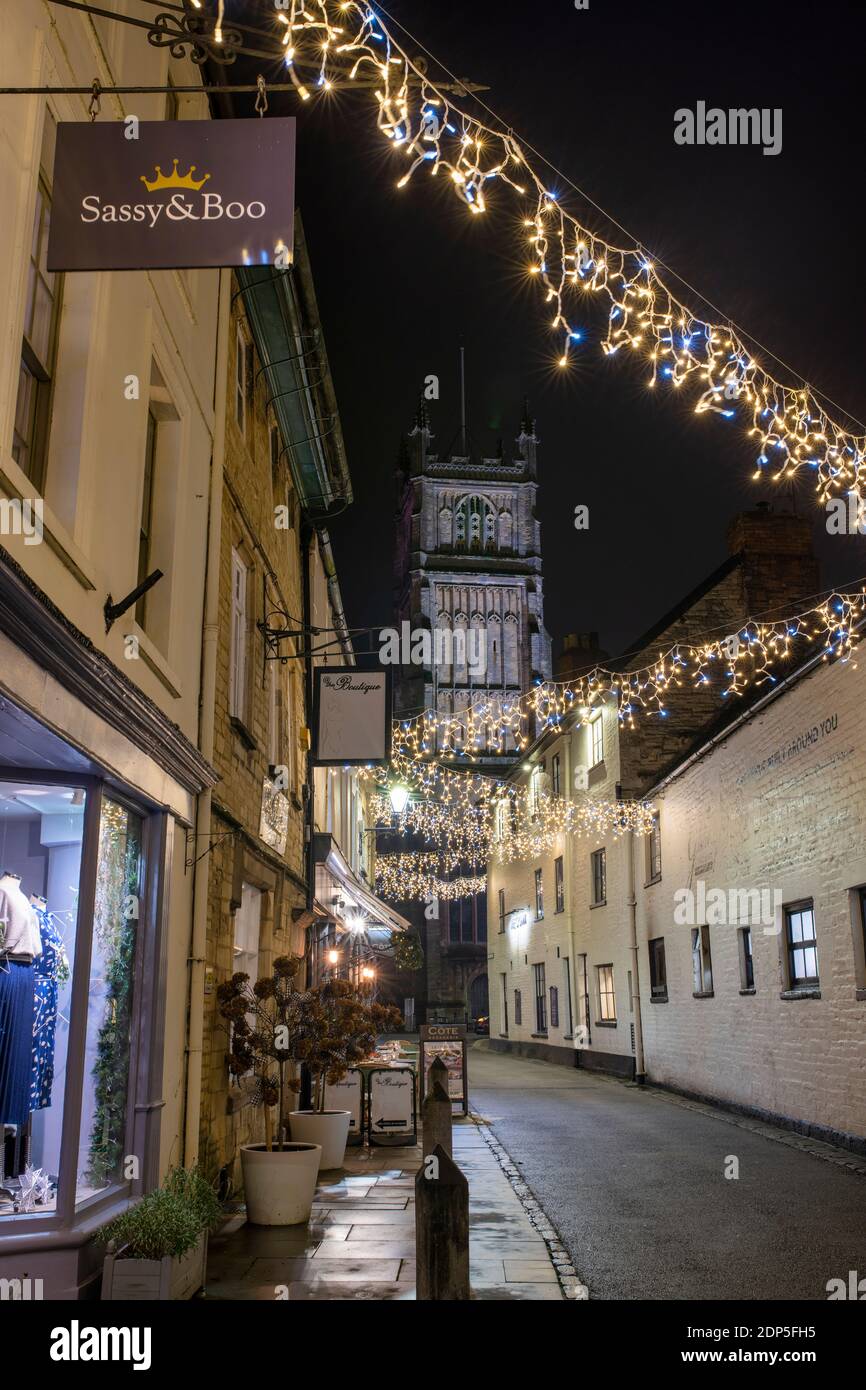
(101, 1232), (208, 1301)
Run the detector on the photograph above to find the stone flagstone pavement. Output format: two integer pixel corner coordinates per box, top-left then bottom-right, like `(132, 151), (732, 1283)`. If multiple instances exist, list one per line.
(204, 1116), (575, 1300)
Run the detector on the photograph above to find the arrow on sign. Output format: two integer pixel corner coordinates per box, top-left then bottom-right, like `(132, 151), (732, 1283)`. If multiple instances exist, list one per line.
(375, 1119), (408, 1128)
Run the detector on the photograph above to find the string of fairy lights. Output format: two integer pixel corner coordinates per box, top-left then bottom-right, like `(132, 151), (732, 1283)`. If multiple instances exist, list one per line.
(389, 587), (865, 763)
(368, 586), (864, 899)
(185, 4), (866, 898)
(231, 0), (866, 501)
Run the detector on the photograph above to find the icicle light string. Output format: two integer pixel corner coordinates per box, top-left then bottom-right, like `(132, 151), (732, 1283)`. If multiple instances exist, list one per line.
(384, 588), (865, 765)
(260, 0), (866, 500)
(374, 858), (486, 902)
(373, 792), (656, 900)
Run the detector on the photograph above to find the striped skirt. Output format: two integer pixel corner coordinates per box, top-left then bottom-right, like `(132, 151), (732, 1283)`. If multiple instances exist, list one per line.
(0, 961), (36, 1129)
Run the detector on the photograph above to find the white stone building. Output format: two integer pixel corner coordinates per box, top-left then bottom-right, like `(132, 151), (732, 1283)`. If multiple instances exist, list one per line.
(488, 512), (866, 1150)
(639, 639), (866, 1148)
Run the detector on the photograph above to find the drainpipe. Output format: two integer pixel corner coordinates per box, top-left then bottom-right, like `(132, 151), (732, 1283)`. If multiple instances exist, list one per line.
(299, 518), (315, 1110)
(564, 736), (581, 1052)
(184, 266), (230, 1165)
(626, 824), (646, 1084)
(316, 525), (354, 663)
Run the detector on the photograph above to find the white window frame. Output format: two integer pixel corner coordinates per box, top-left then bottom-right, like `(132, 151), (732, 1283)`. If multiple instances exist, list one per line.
(591, 847), (606, 905)
(230, 548), (248, 720)
(233, 882), (262, 980)
(692, 924), (714, 995)
(590, 712), (604, 768)
(596, 964), (616, 1022)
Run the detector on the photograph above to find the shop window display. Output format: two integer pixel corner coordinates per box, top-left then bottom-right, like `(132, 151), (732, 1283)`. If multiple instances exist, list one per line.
(77, 797), (142, 1205)
(0, 784), (142, 1218)
(0, 782), (83, 1216)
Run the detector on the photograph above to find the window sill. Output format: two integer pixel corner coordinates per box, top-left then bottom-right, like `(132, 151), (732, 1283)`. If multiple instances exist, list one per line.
(780, 987), (821, 1000)
(589, 900), (607, 910)
(554, 907), (564, 915)
(535, 915), (544, 923)
(587, 761), (606, 788)
(649, 993), (668, 1003)
(644, 875), (662, 888)
(132, 623), (183, 699)
(0, 450), (98, 592)
(692, 990), (715, 999)
(230, 715), (258, 751)
(594, 1019), (617, 1028)
(739, 987), (756, 996)
(531, 1032), (548, 1039)
(498, 1033), (509, 1038)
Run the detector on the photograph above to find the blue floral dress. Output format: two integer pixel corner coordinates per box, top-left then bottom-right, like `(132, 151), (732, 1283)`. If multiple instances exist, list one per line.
(29, 910), (67, 1111)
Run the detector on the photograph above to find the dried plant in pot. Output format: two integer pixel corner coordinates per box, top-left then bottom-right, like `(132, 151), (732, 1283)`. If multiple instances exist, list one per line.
(289, 980), (403, 1169)
(217, 955), (321, 1226)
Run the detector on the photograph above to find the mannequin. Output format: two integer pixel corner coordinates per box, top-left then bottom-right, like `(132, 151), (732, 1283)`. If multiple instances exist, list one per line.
(0, 873), (40, 1131)
(29, 894), (66, 1111)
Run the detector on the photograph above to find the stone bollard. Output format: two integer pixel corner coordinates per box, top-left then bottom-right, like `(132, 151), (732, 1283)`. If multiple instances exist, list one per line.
(427, 1054), (449, 1101)
(422, 1079), (452, 1159)
(415, 1144), (470, 1300)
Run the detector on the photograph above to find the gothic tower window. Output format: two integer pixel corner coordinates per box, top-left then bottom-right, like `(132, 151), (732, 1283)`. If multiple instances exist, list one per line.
(498, 510), (513, 552)
(455, 495), (495, 553)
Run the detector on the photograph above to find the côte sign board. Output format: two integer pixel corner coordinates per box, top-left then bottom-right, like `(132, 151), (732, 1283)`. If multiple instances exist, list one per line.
(47, 118), (295, 272)
(312, 667), (392, 767)
(419, 1025), (468, 1115)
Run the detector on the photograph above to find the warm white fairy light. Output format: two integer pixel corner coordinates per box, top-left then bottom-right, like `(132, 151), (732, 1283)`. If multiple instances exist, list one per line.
(374, 857), (487, 902)
(274, 0), (865, 501)
(387, 588), (865, 761)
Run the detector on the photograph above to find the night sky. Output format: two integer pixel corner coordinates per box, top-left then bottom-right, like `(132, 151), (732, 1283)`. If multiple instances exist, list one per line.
(226, 0), (866, 661)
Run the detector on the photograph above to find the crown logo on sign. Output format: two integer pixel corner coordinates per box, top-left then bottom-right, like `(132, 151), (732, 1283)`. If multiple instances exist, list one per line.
(139, 159), (211, 192)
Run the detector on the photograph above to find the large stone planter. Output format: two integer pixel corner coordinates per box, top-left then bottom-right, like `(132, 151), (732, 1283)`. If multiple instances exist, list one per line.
(101, 1231), (208, 1301)
(289, 1110), (351, 1170)
(240, 1141), (321, 1226)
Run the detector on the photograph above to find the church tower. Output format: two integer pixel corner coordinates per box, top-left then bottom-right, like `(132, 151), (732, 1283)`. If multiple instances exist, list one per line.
(393, 399), (552, 769)
(389, 398), (552, 1024)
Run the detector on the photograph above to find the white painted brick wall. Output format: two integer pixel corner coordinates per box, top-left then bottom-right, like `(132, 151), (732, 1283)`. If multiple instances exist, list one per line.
(640, 651), (866, 1140)
(489, 658), (866, 1141)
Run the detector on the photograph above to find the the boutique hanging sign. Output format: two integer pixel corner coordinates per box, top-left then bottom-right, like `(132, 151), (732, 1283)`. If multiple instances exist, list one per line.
(47, 118), (295, 272)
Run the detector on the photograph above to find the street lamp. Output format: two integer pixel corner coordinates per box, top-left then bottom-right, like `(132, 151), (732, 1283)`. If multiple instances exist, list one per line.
(388, 783), (410, 815)
(361, 965), (375, 981)
(327, 949), (339, 965)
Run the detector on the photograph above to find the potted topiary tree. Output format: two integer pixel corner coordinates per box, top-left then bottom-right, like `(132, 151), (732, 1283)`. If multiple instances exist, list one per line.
(217, 955), (322, 1226)
(290, 980), (403, 1169)
(98, 1166), (221, 1301)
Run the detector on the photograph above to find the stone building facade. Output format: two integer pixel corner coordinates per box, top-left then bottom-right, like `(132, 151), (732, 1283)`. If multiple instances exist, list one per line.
(487, 508), (865, 1148)
(0, 2), (218, 1296)
(389, 404), (552, 1023)
(394, 403), (552, 756)
(197, 271), (310, 1186)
